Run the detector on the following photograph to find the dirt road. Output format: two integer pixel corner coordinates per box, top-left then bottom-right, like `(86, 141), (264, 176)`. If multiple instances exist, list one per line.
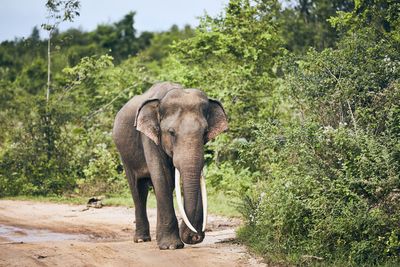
(0, 200), (265, 267)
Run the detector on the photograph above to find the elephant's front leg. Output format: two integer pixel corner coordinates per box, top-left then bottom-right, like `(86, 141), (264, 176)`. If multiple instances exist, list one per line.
(142, 138), (184, 250)
(152, 173), (184, 249)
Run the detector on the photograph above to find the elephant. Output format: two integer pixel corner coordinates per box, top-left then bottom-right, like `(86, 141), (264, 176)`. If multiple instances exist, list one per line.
(112, 82), (228, 250)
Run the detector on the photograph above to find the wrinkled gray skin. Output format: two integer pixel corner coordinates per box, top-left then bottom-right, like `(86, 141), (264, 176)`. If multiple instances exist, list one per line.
(113, 82), (228, 250)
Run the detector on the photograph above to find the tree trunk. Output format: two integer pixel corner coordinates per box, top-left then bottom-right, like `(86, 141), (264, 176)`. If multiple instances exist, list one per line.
(46, 32), (51, 103)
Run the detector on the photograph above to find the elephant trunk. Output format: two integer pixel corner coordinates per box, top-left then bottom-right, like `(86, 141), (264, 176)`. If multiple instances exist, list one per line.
(174, 146), (206, 244)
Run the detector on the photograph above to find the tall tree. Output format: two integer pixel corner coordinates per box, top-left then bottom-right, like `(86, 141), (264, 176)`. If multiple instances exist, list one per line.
(280, 0), (354, 52)
(42, 0), (80, 103)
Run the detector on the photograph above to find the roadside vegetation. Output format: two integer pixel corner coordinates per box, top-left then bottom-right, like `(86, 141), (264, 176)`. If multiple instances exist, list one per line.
(0, 0), (399, 265)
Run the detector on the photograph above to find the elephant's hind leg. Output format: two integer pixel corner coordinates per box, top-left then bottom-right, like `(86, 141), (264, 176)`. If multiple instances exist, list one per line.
(125, 166), (151, 242)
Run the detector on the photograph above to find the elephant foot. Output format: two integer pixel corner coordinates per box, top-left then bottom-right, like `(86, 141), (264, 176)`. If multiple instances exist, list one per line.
(157, 237), (184, 250)
(134, 231), (151, 243)
(134, 236), (151, 243)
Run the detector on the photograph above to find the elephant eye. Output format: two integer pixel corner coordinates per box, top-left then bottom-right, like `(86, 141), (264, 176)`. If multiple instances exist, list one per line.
(168, 128), (176, 137)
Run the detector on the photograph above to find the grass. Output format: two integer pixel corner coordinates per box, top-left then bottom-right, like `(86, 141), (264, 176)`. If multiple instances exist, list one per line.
(4, 195), (88, 205)
(206, 192), (241, 217)
(105, 191), (241, 217)
(2, 191), (241, 218)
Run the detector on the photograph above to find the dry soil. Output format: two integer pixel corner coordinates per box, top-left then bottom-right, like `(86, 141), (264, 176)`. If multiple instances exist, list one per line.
(0, 200), (265, 267)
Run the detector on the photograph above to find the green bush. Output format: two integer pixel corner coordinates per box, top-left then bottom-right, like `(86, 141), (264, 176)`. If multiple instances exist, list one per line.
(237, 25), (400, 265)
(72, 126), (126, 196)
(0, 99), (76, 196)
(0, 55), (134, 197)
(238, 122), (400, 265)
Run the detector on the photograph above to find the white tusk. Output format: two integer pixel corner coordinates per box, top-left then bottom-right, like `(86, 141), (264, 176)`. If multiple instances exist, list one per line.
(200, 170), (207, 232)
(175, 168), (198, 233)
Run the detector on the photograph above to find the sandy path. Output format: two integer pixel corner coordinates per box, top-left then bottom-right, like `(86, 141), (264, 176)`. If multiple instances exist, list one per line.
(0, 200), (265, 267)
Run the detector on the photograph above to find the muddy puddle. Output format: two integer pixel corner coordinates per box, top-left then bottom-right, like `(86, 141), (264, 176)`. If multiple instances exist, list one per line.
(0, 224), (86, 243)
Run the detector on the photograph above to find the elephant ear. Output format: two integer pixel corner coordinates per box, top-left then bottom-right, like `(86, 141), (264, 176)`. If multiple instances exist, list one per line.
(206, 99), (228, 142)
(135, 99), (160, 145)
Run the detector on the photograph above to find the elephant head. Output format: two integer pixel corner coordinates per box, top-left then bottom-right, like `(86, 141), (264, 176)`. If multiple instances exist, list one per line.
(134, 88), (228, 244)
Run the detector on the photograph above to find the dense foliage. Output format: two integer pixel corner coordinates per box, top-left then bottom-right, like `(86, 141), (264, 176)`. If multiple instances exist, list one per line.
(0, 0), (399, 265)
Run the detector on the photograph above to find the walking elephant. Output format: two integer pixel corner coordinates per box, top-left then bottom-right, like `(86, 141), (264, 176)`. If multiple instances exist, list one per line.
(112, 82), (228, 249)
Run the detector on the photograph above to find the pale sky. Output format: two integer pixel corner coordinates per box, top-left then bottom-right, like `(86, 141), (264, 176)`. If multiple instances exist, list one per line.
(0, 0), (228, 41)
